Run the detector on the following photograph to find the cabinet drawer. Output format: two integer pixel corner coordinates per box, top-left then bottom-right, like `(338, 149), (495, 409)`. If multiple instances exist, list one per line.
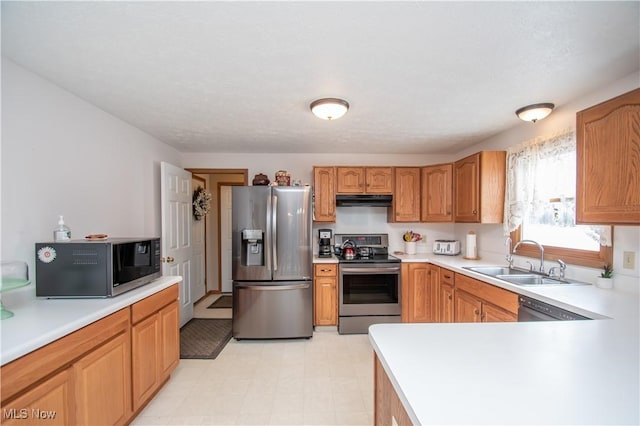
(314, 264), (337, 277)
(440, 268), (455, 286)
(454, 273), (518, 315)
(131, 285), (179, 324)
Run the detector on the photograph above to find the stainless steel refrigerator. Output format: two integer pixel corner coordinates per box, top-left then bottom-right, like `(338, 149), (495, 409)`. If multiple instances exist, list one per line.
(232, 185), (313, 339)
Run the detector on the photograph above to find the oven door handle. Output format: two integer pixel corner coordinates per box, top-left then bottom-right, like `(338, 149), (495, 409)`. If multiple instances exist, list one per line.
(340, 266), (401, 274)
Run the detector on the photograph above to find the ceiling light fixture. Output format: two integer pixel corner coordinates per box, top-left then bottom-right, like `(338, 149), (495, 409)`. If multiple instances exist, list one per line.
(515, 103), (555, 123)
(310, 98), (349, 120)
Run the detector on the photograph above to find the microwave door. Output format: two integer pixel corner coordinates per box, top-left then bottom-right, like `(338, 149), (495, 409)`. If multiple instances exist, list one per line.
(232, 186), (272, 282)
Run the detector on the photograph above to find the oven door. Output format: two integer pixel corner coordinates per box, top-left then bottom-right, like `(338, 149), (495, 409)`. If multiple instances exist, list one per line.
(339, 263), (401, 316)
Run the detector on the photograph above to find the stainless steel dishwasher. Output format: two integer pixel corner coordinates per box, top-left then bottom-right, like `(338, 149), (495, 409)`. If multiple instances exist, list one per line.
(518, 295), (591, 321)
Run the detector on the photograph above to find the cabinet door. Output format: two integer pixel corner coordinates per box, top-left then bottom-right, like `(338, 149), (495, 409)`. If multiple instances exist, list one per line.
(131, 314), (160, 412)
(454, 290), (482, 323)
(365, 167), (393, 194)
(313, 167), (336, 222)
(2, 369), (72, 426)
(454, 153), (480, 222)
(421, 164), (453, 222)
(336, 167), (364, 193)
(439, 284), (455, 323)
(159, 301), (180, 379)
(391, 167), (421, 222)
(405, 263), (438, 323)
(483, 303), (517, 322)
(577, 88), (640, 224)
(74, 331), (131, 426)
(314, 276), (337, 325)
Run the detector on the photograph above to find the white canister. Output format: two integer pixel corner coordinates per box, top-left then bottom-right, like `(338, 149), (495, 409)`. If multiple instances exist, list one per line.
(405, 241), (417, 255)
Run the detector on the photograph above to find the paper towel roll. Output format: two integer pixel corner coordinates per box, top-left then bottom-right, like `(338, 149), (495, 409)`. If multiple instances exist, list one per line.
(465, 232), (477, 259)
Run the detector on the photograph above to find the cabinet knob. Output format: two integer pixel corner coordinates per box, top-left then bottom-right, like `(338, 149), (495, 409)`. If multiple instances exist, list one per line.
(474, 309), (480, 315)
(472, 210), (477, 214)
(448, 295), (452, 300)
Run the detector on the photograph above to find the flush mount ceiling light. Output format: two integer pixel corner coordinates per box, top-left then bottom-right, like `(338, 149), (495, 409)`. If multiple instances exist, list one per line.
(310, 98), (349, 120)
(515, 103), (555, 123)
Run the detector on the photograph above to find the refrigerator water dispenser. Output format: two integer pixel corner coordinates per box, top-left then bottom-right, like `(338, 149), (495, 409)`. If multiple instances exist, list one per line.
(242, 229), (264, 266)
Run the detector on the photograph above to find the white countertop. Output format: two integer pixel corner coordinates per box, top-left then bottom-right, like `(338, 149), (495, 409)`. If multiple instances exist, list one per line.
(369, 255), (640, 425)
(0, 276), (182, 366)
(313, 255), (339, 264)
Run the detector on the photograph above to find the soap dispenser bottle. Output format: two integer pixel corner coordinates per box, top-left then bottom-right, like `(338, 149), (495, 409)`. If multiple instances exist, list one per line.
(53, 215), (71, 242)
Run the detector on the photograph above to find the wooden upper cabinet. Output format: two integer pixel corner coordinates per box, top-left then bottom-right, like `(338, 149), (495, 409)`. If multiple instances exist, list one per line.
(336, 167), (393, 194)
(454, 151), (506, 223)
(313, 167), (336, 222)
(576, 88), (640, 224)
(389, 167), (421, 222)
(365, 167), (394, 193)
(421, 163), (453, 222)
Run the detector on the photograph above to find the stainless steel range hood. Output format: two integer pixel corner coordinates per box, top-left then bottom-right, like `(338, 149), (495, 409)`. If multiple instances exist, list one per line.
(335, 194), (393, 207)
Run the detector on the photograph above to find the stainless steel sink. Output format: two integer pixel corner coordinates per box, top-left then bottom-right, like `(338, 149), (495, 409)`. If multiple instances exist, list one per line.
(464, 266), (531, 276)
(496, 274), (567, 285)
(463, 266), (590, 286)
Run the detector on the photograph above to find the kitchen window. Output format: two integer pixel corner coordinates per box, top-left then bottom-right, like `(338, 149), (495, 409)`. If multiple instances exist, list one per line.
(504, 130), (612, 268)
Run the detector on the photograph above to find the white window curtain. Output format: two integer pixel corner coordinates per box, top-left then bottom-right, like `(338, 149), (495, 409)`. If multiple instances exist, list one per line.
(503, 129), (576, 234)
(503, 129), (611, 246)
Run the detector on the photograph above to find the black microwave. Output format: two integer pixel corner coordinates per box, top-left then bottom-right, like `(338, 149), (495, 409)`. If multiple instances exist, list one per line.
(35, 238), (161, 298)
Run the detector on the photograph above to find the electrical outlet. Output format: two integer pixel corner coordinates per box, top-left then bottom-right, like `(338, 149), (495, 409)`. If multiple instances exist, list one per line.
(623, 251), (636, 269)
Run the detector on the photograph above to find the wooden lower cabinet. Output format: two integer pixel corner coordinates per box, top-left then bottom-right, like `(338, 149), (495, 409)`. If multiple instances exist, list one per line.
(454, 273), (518, 322)
(402, 263), (439, 323)
(0, 283), (180, 426)
(438, 268), (455, 323)
(374, 355), (413, 426)
(74, 331), (131, 426)
(314, 264), (338, 326)
(454, 290), (483, 322)
(1, 369), (73, 426)
(131, 286), (180, 412)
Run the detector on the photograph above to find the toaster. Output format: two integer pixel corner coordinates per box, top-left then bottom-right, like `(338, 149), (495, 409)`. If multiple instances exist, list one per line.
(433, 240), (461, 256)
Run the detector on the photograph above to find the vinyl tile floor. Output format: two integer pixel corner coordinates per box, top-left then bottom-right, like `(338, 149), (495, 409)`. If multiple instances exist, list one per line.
(131, 328), (375, 426)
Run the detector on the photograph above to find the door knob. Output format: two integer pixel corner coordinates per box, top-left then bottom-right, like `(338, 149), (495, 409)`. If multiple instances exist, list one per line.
(162, 256), (175, 263)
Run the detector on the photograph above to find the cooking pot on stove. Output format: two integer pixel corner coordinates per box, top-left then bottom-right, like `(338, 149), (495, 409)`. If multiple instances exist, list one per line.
(342, 240), (356, 260)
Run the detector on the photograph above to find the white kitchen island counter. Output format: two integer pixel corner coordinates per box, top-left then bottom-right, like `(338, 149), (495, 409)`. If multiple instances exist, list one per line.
(0, 275), (182, 365)
(372, 255), (639, 424)
(370, 318), (639, 425)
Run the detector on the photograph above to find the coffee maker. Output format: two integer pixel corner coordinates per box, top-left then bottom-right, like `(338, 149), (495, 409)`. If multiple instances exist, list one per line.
(318, 229), (332, 258)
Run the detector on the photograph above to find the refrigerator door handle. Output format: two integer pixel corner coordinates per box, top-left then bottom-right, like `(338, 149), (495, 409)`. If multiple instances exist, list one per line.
(235, 283), (310, 291)
(265, 191), (272, 273)
(272, 193), (278, 271)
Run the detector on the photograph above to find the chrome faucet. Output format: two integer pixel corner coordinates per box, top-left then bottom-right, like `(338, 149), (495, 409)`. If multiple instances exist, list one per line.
(512, 239), (545, 273)
(505, 237), (514, 268)
(549, 259), (567, 279)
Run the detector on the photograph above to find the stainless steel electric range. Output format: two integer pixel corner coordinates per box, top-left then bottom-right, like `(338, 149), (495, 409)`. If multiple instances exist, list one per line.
(334, 234), (401, 334)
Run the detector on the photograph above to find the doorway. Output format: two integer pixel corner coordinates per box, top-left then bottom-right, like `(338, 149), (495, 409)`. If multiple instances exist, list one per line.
(186, 168), (247, 299)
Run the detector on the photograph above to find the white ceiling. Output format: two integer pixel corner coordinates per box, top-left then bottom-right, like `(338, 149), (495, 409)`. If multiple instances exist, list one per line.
(2, 1), (639, 154)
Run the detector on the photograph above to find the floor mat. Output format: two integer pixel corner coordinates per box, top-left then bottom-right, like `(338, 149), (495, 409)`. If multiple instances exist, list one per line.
(207, 294), (232, 309)
(180, 318), (232, 359)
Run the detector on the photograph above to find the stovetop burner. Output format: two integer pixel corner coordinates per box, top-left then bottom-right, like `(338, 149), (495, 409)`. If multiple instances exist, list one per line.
(333, 233), (400, 264)
(338, 253), (401, 264)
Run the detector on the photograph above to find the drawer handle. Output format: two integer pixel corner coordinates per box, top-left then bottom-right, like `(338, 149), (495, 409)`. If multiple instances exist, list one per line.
(443, 274), (452, 279)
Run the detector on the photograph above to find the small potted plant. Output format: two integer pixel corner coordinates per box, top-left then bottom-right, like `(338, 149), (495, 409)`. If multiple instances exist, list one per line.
(403, 231), (422, 255)
(596, 264), (614, 289)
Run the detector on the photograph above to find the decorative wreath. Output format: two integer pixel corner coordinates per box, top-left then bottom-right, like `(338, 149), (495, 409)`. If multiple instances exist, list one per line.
(192, 187), (212, 220)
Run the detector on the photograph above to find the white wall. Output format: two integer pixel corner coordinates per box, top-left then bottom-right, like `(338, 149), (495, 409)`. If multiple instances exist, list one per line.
(181, 152), (457, 254)
(1, 59), (182, 279)
(454, 71), (640, 292)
